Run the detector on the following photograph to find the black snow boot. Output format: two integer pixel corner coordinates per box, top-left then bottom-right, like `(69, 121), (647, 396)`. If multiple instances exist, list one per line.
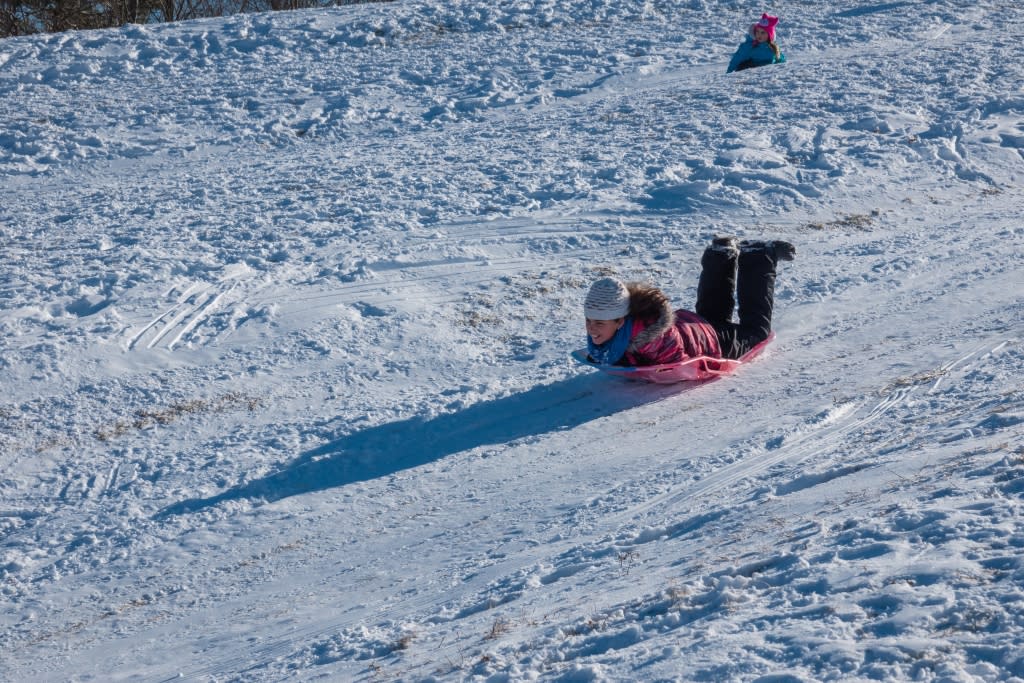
(739, 239), (796, 264)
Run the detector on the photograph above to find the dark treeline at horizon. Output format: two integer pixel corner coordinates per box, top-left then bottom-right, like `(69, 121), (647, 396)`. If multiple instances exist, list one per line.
(1, 0), (393, 38)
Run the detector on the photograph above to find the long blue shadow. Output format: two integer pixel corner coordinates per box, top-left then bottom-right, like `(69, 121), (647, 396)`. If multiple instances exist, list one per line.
(156, 372), (702, 517)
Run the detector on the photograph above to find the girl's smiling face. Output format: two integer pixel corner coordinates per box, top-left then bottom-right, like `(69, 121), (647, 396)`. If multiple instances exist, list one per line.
(586, 317), (626, 345)
(753, 26), (769, 42)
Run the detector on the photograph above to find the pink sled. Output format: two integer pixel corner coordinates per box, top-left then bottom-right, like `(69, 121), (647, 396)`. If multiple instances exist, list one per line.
(572, 332), (774, 384)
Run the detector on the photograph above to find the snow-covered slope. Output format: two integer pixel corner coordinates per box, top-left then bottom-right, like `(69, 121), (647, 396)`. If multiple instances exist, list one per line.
(2, 0), (1023, 680)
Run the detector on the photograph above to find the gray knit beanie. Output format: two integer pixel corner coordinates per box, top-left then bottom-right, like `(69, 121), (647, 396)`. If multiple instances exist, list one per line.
(584, 277), (630, 320)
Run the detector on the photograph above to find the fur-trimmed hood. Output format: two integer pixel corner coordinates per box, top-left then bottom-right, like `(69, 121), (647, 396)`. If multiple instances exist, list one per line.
(616, 282), (722, 366)
(626, 283), (675, 351)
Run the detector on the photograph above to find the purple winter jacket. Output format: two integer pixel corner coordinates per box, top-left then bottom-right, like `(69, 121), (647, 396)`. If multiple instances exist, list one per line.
(619, 284), (721, 366)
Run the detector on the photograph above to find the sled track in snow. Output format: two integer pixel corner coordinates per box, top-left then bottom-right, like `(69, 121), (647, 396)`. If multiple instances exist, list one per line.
(126, 280), (240, 351)
(600, 339), (1002, 538)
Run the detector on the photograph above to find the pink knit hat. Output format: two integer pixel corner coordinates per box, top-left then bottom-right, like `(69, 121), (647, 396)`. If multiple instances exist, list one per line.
(751, 13), (779, 42)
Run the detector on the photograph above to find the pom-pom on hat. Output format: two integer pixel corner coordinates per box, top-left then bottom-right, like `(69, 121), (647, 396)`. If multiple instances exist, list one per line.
(584, 277), (630, 320)
(752, 13), (779, 42)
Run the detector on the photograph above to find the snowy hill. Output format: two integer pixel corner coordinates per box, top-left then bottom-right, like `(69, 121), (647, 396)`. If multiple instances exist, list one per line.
(2, 0), (1023, 680)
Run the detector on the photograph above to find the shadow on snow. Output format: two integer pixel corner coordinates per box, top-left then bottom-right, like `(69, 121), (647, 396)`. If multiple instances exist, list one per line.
(156, 372), (704, 517)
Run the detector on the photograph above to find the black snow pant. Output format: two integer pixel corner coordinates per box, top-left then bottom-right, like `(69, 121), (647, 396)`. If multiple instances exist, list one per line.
(695, 244), (776, 360)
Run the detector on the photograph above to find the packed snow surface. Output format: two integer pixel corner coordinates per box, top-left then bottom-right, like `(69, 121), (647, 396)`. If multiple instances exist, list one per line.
(2, 0), (1023, 680)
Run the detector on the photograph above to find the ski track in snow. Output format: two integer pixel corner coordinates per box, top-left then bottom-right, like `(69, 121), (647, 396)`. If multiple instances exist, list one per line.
(2, 0), (1024, 681)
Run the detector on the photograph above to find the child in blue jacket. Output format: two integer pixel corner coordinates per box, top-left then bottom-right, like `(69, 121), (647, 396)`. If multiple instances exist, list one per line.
(727, 13), (786, 73)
